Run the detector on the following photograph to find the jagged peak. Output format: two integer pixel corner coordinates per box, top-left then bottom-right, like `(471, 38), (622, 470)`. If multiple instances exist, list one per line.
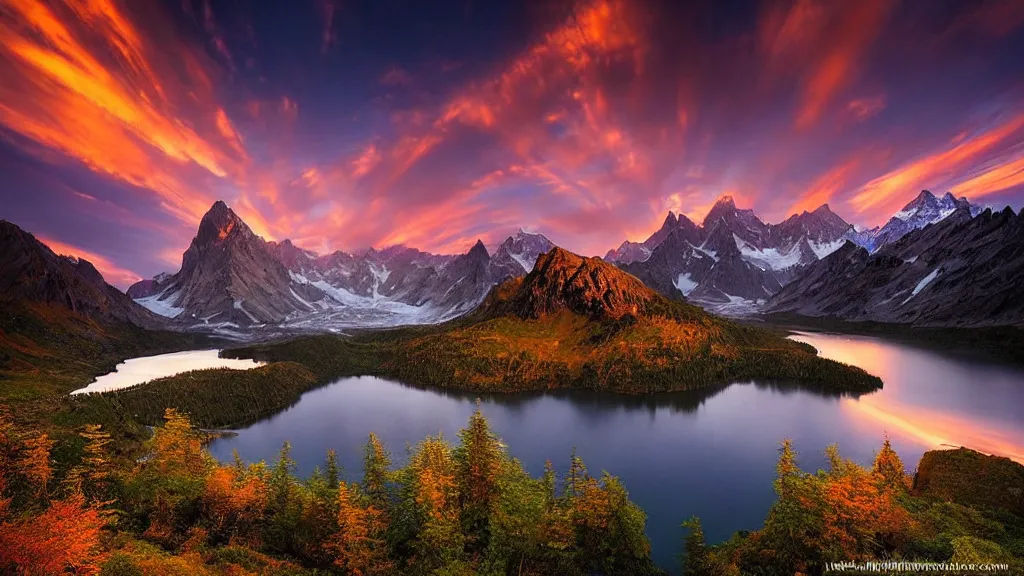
(195, 200), (249, 245)
(813, 203), (833, 215)
(714, 194), (736, 208)
(468, 239), (489, 259)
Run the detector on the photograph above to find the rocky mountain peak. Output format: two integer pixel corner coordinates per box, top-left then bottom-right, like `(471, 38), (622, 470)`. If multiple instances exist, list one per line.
(468, 239), (490, 260)
(194, 200), (250, 248)
(484, 247), (660, 320)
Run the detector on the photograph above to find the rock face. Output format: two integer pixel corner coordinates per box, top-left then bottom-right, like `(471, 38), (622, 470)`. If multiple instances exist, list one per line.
(129, 201), (324, 327)
(764, 206), (1024, 326)
(0, 221), (159, 327)
(482, 247), (660, 320)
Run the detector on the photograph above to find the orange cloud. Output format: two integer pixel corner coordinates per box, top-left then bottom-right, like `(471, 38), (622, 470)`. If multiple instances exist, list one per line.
(37, 235), (142, 288)
(0, 0), (243, 224)
(788, 157), (862, 215)
(851, 112), (1024, 219)
(950, 153), (1024, 199)
(783, 0), (892, 130)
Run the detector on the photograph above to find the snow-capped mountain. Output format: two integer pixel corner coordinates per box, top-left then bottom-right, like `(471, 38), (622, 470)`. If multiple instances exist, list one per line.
(603, 212), (701, 264)
(128, 203), (560, 333)
(491, 229), (556, 275)
(607, 192), (987, 316)
(616, 196), (852, 314)
(127, 201), (327, 329)
(851, 190), (981, 251)
(765, 205), (1024, 326)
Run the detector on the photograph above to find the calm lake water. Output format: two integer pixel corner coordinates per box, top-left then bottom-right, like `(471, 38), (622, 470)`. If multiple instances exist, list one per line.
(71, 349), (264, 395)
(209, 331), (1024, 572)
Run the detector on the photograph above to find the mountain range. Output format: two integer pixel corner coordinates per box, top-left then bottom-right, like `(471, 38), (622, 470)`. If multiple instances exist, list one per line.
(765, 205), (1024, 326)
(4, 188), (1019, 335)
(126, 201), (554, 334)
(611, 190), (986, 315)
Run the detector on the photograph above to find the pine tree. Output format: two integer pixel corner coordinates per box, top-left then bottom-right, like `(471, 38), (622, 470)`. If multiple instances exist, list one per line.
(325, 449), (341, 488)
(681, 516), (710, 576)
(362, 433), (391, 511)
(872, 435), (906, 491)
(455, 403), (503, 551)
(64, 425), (113, 501)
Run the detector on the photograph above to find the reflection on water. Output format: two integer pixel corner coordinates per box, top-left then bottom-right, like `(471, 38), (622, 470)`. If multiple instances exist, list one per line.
(71, 349), (264, 395)
(209, 331), (1024, 572)
(790, 332), (1024, 463)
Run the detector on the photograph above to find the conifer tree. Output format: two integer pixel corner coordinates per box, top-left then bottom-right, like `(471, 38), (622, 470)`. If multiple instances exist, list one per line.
(455, 403), (503, 551)
(681, 516), (710, 576)
(872, 435), (906, 490)
(363, 433), (392, 511)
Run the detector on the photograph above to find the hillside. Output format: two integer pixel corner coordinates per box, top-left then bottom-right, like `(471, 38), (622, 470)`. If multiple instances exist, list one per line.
(0, 221), (205, 403)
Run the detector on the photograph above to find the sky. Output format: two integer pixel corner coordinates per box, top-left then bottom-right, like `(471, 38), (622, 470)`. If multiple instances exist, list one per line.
(1, 0), (1023, 288)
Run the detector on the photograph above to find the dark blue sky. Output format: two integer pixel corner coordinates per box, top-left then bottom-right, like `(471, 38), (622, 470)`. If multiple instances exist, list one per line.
(1, 0), (1022, 287)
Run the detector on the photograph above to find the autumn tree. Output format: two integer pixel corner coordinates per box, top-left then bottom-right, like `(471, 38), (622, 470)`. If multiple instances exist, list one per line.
(872, 435), (906, 491)
(203, 461), (269, 547)
(406, 435), (464, 574)
(128, 409), (210, 545)
(329, 481), (392, 576)
(17, 433), (54, 499)
(0, 486), (110, 574)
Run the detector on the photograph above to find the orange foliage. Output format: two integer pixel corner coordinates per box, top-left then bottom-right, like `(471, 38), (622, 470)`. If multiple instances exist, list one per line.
(329, 482), (392, 576)
(0, 491), (109, 575)
(18, 433), (54, 497)
(203, 464), (268, 544)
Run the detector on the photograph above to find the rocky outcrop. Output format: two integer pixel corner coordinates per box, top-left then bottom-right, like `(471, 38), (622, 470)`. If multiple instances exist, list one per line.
(482, 247), (661, 320)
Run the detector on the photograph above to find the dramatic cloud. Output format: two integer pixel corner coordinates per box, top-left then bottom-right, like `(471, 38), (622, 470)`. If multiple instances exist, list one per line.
(0, 0), (1022, 285)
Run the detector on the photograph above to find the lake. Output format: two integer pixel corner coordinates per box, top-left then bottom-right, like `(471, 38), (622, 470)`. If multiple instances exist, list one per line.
(71, 349), (265, 395)
(208, 331), (1024, 572)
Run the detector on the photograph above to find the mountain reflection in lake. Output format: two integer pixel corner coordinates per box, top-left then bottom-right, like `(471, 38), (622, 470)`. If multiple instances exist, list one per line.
(210, 331), (1024, 573)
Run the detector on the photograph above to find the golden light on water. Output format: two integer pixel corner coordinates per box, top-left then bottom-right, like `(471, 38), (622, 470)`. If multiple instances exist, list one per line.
(841, 396), (1024, 464)
(792, 332), (1024, 465)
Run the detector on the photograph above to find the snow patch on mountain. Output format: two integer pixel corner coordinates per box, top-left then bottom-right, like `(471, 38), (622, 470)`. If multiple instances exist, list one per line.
(809, 238), (845, 259)
(673, 273), (698, 296)
(901, 268), (940, 305)
(734, 234), (802, 270)
(135, 290), (184, 318)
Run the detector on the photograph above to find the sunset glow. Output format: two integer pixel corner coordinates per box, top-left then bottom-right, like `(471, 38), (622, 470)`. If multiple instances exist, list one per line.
(1, 0), (1022, 287)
